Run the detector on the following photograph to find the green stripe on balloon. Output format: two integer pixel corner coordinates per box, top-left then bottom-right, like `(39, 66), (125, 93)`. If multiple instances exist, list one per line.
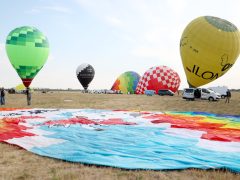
(6, 26), (49, 48)
(13, 65), (42, 79)
(126, 73), (134, 93)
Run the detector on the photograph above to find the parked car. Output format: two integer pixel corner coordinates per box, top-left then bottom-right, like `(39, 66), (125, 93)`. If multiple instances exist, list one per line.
(208, 89), (221, 100)
(182, 88), (220, 101)
(201, 88), (221, 101)
(144, 90), (155, 96)
(158, 89), (174, 96)
(8, 88), (16, 94)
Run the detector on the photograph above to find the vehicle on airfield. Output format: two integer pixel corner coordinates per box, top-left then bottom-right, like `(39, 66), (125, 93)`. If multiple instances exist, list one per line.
(208, 86), (228, 99)
(158, 89), (174, 96)
(182, 88), (220, 101)
(144, 90), (155, 96)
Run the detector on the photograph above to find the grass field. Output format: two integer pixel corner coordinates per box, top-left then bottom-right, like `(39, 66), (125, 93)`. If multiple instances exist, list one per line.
(0, 91), (240, 180)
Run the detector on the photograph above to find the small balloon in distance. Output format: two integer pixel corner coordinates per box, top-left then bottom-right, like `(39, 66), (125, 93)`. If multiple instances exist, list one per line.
(76, 63), (95, 90)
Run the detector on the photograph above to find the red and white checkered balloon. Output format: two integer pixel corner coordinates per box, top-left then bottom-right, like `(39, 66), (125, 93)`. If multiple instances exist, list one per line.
(135, 66), (181, 94)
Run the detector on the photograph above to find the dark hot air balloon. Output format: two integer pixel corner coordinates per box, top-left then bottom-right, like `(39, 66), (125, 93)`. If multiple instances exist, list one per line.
(76, 63), (95, 91)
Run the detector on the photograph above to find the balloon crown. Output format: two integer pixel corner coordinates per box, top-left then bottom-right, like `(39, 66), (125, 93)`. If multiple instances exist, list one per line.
(6, 26), (49, 48)
(205, 16), (238, 32)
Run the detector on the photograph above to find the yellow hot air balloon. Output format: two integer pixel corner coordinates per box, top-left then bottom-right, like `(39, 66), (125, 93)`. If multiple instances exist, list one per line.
(180, 16), (240, 87)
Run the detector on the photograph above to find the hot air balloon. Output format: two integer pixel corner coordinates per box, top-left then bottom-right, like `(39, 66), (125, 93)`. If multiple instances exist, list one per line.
(6, 26), (49, 88)
(135, 66), (181, 94)
(15, 83), (33, 93)
(111, 71), (140, 94)
(180, 16), (240, 87)
(76, 63), (95, 91)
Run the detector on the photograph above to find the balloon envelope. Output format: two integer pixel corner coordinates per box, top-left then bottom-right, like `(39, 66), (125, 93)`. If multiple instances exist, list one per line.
(136, 66), (181, 94)
(111, 71), (140, 94)
(76, 63), (95, 90)
(180, 16), (240, 87)
(15, 84), (26, 91)
(6, 26), (49, 87)
(15, 83), (33, 92)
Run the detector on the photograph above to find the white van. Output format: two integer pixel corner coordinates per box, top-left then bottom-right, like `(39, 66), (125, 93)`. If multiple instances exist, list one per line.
(182, 88), (195, 100)
(208, 86), (228, 98)
(183, 88), (220, 101)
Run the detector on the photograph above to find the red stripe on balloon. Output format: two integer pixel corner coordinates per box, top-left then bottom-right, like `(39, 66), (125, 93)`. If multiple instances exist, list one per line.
(22, 78), (33, 88)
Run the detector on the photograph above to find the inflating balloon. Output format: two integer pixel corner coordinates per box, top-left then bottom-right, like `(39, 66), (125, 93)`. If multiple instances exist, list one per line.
(135, 66), (181, 94)
(6, 26), (49, 87)
(111, 71), (140, 94)
(180, 16), (240, 87)
(76, 63), (95, 90)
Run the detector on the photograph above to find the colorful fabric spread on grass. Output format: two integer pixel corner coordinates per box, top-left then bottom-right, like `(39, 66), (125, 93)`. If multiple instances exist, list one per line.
(0, 108), (240, 172)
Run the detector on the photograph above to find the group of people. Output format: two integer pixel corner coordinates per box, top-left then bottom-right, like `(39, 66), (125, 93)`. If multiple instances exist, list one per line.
(0, 87), (31, 106)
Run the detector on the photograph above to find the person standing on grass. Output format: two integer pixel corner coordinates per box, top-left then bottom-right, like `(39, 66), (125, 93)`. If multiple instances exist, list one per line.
(26, 87), (31, 106)
(225, 89), (231, 103)
(0, 87), (5, 105)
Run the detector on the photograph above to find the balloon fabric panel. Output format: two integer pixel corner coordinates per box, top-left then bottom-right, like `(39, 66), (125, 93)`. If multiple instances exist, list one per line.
(0, 108), (239, 172)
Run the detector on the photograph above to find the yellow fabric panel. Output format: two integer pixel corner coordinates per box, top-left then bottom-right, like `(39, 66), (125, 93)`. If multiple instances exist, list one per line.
(15, 84), (25, 91)
(118, 76), (128, 94)
(15, 84), (33, 91)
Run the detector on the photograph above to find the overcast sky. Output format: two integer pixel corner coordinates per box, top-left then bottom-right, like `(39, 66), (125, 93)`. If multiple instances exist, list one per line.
(0, 0), (240, 89)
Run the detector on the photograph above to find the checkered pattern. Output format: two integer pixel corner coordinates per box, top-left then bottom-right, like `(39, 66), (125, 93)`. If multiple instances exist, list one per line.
(6, 26), (49, 48)
(136, 66), (181, 94)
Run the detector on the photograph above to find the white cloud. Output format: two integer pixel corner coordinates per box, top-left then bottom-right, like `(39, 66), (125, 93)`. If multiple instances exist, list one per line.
(0, 43), (8, 66)
(25, 5), (72, 14)
(0, 43), (4, 51)
(47, 53), (55, 61)
(43, 6), (72, 14)
(25, 8), (41, 14)
(166, 0), (187, 17)
(75, 0), (96, 8)
(0, 43), (20, 88)
(132, 47), (162, 59)
(105, 16), (124, 28)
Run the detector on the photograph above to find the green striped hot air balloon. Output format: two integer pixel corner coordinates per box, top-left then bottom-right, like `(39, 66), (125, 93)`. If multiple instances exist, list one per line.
(6, 26), (49, 87)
